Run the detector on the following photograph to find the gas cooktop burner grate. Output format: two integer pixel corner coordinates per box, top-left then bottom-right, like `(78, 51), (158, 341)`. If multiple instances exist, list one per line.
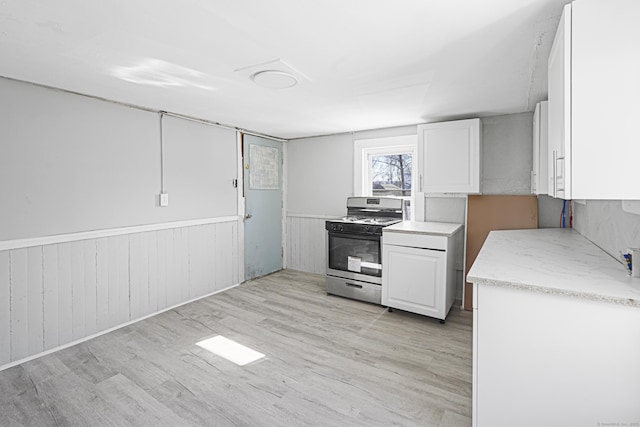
(340, 216), (365, 222)
(336, 216), (401, 226)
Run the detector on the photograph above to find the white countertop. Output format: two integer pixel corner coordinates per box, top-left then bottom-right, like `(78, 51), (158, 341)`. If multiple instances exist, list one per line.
(467, 228), (640, 308)
(383, 221), (463, 236)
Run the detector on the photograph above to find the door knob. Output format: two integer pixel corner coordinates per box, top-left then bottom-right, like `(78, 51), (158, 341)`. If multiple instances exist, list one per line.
(244, 213), (252, 219)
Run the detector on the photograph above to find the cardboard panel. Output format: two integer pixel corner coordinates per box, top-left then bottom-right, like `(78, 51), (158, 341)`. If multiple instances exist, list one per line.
(464, 195), (538, 310)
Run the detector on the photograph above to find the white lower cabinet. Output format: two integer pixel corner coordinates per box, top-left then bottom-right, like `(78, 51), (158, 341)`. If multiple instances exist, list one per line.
(473, 283), (640, 427)
(383, 245), (445, 317)
(382, 222), (461, 321)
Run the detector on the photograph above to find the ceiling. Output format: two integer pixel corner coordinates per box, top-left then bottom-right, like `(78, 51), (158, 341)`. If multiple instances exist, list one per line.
(0, 0), (568, 139)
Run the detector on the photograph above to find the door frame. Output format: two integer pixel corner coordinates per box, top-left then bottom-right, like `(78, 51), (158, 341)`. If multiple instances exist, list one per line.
(236, 132), (245, 283)
(281, 141), (288, 271)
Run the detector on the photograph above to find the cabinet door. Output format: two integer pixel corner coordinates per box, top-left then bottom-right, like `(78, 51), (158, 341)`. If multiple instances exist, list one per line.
(547, 3), (571, 199)
(382, 245), (446, 319)
(475, 284), (640, 427)
(572, 0), (640, 199)
(417, 118), (481, 194)
(532, 101), (548, 195)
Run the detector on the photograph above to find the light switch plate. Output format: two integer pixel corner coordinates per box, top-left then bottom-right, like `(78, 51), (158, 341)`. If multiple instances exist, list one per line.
(159, 193), (169, 207)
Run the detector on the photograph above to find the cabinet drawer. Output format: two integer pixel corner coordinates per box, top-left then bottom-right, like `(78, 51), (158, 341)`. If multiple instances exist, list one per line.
(383, 232), (447, 250)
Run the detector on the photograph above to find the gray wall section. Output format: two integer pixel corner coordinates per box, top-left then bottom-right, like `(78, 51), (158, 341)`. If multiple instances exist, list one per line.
(286, 133), (353, 216)
(425, 197), (466, 224)
(0, 78), (237, 241)
(423, 112), (543, 226)
(286, 125), (418, 217)
(162, 115), (237, 220)
(574, 201), (640, 260)
(482, 112), (534, 195)
(286, 111), (550, 221)
(421, 112), (548, 225)
(481, 112), (564, 228)
(537, 194), (565, 228)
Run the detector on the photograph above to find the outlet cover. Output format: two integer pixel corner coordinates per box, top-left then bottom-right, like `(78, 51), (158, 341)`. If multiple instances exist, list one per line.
(159, 193), (169, 207)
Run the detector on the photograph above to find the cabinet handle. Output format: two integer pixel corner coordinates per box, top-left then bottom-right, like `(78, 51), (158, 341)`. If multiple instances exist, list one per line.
(552, 150), (557, 197)
(531, 170), (536, 193)
(419, 174), (423, 192)
(555, 154), (565, 193)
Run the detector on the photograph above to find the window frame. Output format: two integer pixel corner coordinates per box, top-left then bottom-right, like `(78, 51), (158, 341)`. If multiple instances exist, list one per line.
(353, 134), (417, 219)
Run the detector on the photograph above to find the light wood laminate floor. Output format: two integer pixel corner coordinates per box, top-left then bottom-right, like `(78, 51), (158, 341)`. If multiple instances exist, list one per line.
(0, 270), (473, 427)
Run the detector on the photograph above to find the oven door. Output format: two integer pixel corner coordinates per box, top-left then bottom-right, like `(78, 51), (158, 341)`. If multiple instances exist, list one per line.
(326, 231), (382, 284)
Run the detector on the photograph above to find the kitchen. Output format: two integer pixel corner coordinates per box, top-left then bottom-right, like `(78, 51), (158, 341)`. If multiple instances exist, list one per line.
(2, 0), (640, 426)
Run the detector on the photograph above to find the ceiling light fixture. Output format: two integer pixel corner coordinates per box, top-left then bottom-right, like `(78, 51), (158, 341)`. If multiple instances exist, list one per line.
(251, 70), (298, 89)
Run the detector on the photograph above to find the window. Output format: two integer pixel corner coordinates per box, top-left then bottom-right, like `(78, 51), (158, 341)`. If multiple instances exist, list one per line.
(371, 153), (412, 197)
(354, 134), (417, 219)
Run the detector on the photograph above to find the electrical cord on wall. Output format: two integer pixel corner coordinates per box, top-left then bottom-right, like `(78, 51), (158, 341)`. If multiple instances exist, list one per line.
(159, 111), (166, 194)
(569, 200), (573, 228)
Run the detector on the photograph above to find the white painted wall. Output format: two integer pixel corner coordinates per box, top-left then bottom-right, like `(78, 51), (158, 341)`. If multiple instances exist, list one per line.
(354, 125), (417, 141)
(286, 216), (326, 275)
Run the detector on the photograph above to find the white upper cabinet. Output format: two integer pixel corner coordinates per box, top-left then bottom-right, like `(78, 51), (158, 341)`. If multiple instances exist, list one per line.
(548, 4), (571, 199)
(532, 101), (549, 196)
(417, 118), (482, 194)
(548, 0), (640, 199)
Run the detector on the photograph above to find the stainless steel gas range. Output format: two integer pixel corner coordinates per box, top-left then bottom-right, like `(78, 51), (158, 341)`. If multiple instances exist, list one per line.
(325, 197), (404, 304)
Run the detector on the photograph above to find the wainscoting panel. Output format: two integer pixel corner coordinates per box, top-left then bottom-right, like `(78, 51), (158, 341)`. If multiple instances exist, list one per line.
(286, 216), (328, 275)
(43, 245), (59, 353)
(214, 221), (239, 291)
(0, 252), (9, 365)
(10, 248), (29, 361)
(0, 220), (239, 370)
(82, 240), (98, 340)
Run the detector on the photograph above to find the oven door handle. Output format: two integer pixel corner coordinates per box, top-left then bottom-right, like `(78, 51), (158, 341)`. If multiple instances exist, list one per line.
(327, 231), (381, 240)
(345, 282), (364, 289)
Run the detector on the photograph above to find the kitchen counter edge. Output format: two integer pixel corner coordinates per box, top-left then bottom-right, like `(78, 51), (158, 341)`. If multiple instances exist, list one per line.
(383, 221), (463, 236)
(466, 229), (640, 308)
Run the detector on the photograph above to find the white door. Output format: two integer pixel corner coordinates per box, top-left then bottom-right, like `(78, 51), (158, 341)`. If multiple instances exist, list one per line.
(243, 134), (283, 280)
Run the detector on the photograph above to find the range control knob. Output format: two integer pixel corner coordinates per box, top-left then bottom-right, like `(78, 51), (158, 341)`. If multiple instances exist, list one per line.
(338, 224), (344, 232)
(363, 226), (370, 233)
